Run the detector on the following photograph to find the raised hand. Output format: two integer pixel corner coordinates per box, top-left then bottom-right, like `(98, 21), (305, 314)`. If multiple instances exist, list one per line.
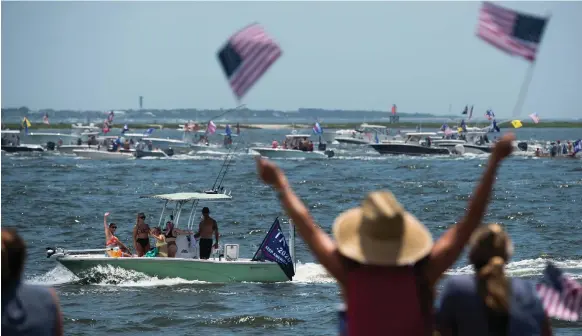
(492, 133), (515, 162)
(255, 157), (287, 190)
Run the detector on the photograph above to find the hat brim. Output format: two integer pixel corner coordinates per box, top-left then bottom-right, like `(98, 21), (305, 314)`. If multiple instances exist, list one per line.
(332, 207), (433, 266)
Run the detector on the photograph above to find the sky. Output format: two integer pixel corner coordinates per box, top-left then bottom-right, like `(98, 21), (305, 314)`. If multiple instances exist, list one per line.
(1, 1), (581, 119)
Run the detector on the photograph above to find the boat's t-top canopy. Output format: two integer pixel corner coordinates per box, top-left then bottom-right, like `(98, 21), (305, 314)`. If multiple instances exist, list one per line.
(285, 134), (310, 138)
(140, 192), (232, 202)
(140, 191), (232, 229)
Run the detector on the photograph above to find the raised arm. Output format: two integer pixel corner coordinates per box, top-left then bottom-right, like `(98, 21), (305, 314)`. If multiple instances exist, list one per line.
(104, 212), (112, 242)
(256, 157), (347, 286)
(425, 133), (515, 286)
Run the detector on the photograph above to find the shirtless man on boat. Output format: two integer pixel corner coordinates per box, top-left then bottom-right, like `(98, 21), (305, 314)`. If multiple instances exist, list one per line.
(194, 207), (219, 259)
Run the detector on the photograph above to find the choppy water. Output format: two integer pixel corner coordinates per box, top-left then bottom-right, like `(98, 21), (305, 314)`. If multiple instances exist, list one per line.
(2, 127), (581, 335)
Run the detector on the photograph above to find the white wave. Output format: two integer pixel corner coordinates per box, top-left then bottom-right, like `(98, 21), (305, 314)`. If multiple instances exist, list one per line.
(26, 258), (581, 288)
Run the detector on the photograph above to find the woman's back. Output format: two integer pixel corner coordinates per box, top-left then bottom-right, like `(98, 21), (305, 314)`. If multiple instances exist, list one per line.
(438, 275), (546, 336)
(2, 283), (58, 336)
(347, 265), (430, 335)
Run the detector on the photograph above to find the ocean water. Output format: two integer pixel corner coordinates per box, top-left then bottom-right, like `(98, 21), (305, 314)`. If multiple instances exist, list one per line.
(1, 127), (581, 335)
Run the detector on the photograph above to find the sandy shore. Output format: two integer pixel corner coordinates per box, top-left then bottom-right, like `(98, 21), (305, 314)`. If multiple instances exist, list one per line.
(246, 124), (310, 130)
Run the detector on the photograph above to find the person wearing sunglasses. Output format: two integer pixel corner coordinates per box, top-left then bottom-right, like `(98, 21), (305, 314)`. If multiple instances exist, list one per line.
(132, 212), (151, 257)
(103, 212), (131, 257)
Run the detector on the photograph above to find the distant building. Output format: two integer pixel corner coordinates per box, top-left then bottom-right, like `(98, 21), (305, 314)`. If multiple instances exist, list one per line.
(139, 96), (143, 110)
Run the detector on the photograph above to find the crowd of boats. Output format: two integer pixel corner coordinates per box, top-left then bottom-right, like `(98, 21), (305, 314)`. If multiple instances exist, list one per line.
(0, 123), (238, 159)
(1, 121), (580, 160)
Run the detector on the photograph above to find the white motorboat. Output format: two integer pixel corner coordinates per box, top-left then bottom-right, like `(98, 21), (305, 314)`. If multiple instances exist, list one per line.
(251, 134), (334, 159)
(46, 191), (297, 283)
(1, 130), (46, 153)
(432, 131), (493, 155)
(335, 123), (394, 145)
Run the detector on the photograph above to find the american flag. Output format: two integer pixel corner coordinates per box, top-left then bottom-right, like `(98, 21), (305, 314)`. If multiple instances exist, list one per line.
(536, 263), (582, 321)
(206, 121), (217, 135)
(476, 2), (548, 62)
(43, 112), (50, 125)
(485, 109), (495, 120)
(217, 23), (282, 100)
(529, 112), (540, 124)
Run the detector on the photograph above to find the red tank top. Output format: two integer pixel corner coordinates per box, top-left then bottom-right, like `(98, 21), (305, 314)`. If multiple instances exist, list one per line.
(347, 265), (428, 336)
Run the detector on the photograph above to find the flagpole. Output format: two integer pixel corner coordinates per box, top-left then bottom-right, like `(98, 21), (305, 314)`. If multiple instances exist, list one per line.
(511, 11), (551, 118)
(510, 61), (536, 118)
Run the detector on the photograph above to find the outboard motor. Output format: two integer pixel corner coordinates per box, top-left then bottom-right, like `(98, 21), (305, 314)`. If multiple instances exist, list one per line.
(318, 143), (327, 151)
(325, 150), (335, 158)
(46, 247), (56, 258)
(46, 141), (56, 151)
(517, 142), (528, 152)
(164, 147), (175, 157)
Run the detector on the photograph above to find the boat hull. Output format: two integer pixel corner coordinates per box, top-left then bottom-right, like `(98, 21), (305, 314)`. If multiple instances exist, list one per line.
(335, 137), (371, 145)
(1, 145), (45, 153)
(73, 149), (134, 160)
(56, 256), (288, 283)
(370, 144), (450, 155)
(438, 144), (493, 155)
(251, 147), (334, 159)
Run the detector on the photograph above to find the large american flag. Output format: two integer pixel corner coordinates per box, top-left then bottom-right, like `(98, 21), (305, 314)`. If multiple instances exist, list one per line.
(529, 112), (540, 124)
(536, 263), (582, 321)
(217, 23), (282, 100)
(476, 2), (548, 62)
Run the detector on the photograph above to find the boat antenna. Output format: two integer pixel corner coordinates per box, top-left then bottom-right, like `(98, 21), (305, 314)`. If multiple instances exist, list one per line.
(204, 104), (247, 194)
(209, 130), (244, 192)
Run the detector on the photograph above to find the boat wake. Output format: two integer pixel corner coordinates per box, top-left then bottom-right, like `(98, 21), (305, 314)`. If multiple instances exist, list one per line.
(27, 258), (581, 288)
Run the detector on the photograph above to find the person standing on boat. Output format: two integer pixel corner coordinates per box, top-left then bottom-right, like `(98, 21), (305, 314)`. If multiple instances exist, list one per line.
(132, 213), (151, 257)
(194, 207), (219, 259)
(2, 228), (64, 336)
(164, 221), (194, 258)
(104, 213), (131, 257)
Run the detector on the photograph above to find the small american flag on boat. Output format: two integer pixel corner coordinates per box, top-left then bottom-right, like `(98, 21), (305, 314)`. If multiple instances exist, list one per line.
(217, 23), (282, 100)
(43, 112), (50, 125)
(476, 2), (548, 62)
(536, 263), (582, 321)
(529, 112), (540, 124)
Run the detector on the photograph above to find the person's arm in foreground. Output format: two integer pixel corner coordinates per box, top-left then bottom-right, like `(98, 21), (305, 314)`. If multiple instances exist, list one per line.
(256, 157), (347, 286)
(50, 288), (64, 336)
(425, 133), (515, 286)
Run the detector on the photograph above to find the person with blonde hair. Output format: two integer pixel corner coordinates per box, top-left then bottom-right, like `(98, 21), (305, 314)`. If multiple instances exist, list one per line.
(257, 133), (516, 335)
(436, 224), (552, 336)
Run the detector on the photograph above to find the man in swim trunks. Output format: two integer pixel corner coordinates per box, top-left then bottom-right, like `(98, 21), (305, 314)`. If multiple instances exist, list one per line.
(132, 212), (151, 257)
(194, 207), (219, 259)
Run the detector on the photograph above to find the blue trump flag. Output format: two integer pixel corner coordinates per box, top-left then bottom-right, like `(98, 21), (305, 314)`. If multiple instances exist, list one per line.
(251, 218), (295, 280)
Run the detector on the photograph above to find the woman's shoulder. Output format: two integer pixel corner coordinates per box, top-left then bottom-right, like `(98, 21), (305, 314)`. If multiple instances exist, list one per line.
(441, 275), (477, 297)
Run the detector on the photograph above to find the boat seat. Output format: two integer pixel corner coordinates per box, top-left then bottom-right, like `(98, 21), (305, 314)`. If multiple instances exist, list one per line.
(224, 244), (239, 261)
(175, 235), (196, 259)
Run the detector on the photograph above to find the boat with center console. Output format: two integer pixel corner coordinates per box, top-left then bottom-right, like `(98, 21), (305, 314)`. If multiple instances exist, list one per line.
(369, 132), (451, 155)
(251, 134), (335, 159)
(46, 191), (296, 283)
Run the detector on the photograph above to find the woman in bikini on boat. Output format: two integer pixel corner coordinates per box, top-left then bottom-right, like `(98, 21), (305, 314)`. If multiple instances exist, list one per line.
(103, 212), (132, 257)
(132, 212), (151, 257)
(164, 220), (193, 258)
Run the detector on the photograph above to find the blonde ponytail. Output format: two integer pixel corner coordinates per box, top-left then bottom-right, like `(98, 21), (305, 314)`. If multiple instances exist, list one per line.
(477, 256), (510, 313)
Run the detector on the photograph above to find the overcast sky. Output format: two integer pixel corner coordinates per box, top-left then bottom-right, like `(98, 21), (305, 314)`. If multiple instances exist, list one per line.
(2, 1), (581, 118)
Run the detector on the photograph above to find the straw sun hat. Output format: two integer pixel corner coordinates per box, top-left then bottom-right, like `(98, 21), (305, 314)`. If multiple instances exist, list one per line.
(332, 191), (433, 266)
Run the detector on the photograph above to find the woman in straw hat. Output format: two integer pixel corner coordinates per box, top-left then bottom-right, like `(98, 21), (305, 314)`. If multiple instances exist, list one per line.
(436, 224), (552, 336)
(256, 133), (516, 335)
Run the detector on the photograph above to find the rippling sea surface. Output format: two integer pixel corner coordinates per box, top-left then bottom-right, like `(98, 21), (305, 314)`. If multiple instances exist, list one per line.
(2, 127), (581, 336)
